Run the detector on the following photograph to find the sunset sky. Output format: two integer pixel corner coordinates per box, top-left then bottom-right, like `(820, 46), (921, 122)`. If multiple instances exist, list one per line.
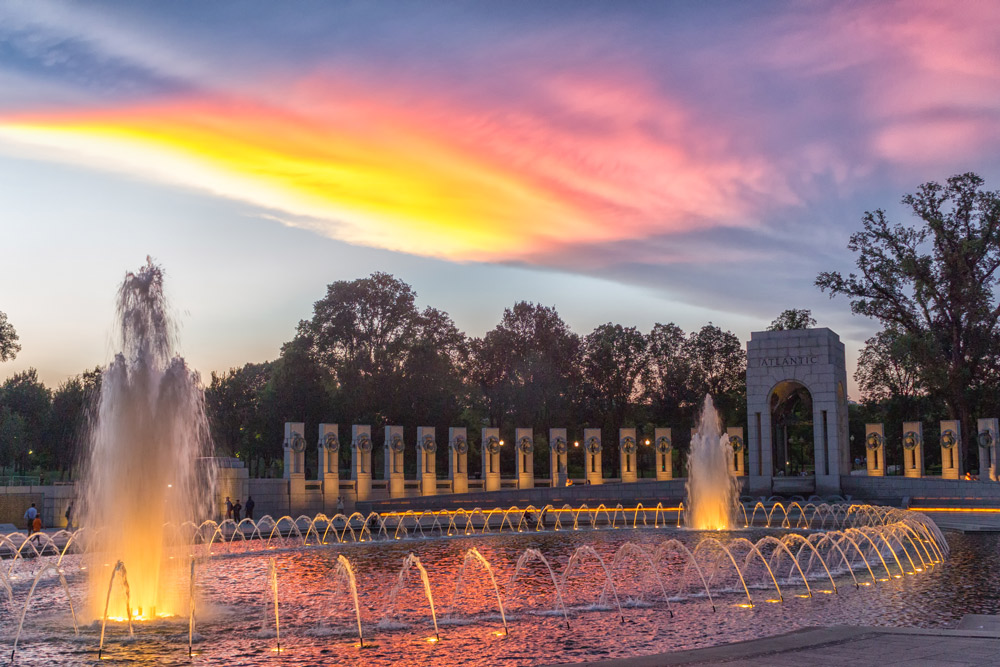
(2, 1), (999, 395)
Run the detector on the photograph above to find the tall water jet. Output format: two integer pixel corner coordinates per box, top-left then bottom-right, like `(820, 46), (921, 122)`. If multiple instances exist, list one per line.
(684, 396), (739, 530)
(80, 259), (215, 619)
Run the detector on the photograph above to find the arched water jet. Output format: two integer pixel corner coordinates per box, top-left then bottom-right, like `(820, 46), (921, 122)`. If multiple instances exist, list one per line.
(333, 555), (365, 647)
(10, 562), (80, 662)
(561, 545), (624, 623)
(508, 549), (571, 628)
(382, 553), (440, 640)
(98, 560), (134, 660)
(449, 548), (508, 636)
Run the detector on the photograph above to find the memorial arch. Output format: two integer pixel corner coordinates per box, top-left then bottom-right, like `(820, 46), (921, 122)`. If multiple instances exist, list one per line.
(746, 328), (850, 496)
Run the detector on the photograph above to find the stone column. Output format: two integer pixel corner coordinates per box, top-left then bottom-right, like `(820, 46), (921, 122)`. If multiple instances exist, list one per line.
(549, 428), (568, 487)
(727, 427), (745, 476)
(417, 426), (437, 496)
(654, 428), (673, 480)
(940, 420), (961, 479)
(482, 428), (502, 492)
(515, 428), (534, 489)
(619, 428), (638, 483)
(318, 424), (339, 506)
(351, 425), (373, 501)
(865, 423), (885, 477)
(584, 428), (603, 485)
(450, 427), (469, 494)
(384, 425), (405, 498)
(977, 418), (998, 482)
(902, 422), (924, 478)
(283, 422), (306, 510)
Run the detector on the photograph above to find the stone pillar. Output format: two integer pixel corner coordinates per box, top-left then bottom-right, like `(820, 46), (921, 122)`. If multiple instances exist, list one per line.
(482, 428), (502, 492)
(865, 423), (885, 477)
(450, 427), (469, 494)
(977, 418), (998, 482)
(384, 425), (405, 498)
(941, 420), (961, 479)
(654, 428), (673, 480)
(549, 428), (568, 487)
(417, 426), (437, 496)
(902, 422), (924, 478)
(283, 422), (306, 477)
(351, 425), (373, 501)
(318, 424), (339, 505)
(515, 428), (534, 489)
(283, 422), (306, 510)
(619, 428), (638, 483)
(584, 428), (603, 485)
(727, 427), (745, 476)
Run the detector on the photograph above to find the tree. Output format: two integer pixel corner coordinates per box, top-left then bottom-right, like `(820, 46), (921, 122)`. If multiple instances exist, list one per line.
(684, 323), (746, 427)
(0, 311), (20, 362)
(470, 302), (580, 432)
(0, 369), (50, 473)
(205, 362), (272, 474)
(645, 322), (700, 432)
(854, 327), (923, 404)
(767, 309), (816, 331)
(580, 323), (649, 475)
(44, 368), (101, 478)
(817, 173), (1000, 471)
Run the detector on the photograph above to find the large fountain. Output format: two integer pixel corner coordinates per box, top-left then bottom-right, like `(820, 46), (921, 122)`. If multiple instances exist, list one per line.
(684, 395), (740, 530)
(78, 259), (215, 619)
(0, 263), (957, 665)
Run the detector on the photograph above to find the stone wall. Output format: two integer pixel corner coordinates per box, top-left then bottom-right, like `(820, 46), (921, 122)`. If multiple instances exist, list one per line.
(841, 475), (1000, 506)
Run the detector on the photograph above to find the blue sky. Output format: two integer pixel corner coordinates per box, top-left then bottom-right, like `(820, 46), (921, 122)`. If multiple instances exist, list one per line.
(1, 1), (998, 396)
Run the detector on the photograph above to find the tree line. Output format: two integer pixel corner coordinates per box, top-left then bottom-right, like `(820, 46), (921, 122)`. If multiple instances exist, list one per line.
(3, 172), (999, 479)
(206, 275), (748, 480)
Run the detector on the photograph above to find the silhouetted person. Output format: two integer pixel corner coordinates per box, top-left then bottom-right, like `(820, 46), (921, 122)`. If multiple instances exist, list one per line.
(245, 496), (255, 521)
(65, 502), (74, 531)
(24, 503), (37, 533)
(233, 500), (242, 522)
(225, 496), (233, 520)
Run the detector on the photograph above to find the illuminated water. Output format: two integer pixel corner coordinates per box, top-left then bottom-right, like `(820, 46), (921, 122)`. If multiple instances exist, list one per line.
(0, 505), (961, 666)
(685, 396), (740, 530)
(78, 259), (215, 619)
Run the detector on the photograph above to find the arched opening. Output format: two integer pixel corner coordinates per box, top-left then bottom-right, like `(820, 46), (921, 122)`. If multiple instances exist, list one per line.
(770, 381), (814, 477)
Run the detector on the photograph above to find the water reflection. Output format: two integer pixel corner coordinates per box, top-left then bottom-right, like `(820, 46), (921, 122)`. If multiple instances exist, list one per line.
(1, 526), (982, 666)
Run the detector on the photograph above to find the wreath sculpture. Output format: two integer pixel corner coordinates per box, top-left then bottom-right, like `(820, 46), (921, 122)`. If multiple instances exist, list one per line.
(903, 431), (920, 451)
(940, 429), (957, 450)
(655, 436), (672, 454)
(865, 432), (883, 451)
(586, 436), (602, 455)
(323, 432), (340, 453)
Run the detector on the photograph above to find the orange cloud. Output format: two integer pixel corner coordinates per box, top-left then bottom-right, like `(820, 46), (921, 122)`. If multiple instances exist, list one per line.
(0, 72), (788, 263)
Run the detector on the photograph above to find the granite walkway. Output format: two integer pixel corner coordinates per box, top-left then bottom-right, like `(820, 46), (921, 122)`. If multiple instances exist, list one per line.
(566, 618), (1000, 666)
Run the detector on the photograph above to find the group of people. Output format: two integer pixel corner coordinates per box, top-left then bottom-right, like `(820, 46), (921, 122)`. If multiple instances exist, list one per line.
(23, 502), (75, 536)
(224, 496), (255, 522)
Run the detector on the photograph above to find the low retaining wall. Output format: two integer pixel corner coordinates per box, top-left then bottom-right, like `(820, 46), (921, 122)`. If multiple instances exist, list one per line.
(841, 475), (1000, 507)
(359, 478), (694, 514)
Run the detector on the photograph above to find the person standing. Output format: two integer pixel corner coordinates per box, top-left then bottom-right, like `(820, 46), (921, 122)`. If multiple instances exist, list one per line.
(24, 503), (38, 533)
(65, 502), (75, 531)
(225, 497), (233, 520)
(233, 499), (242, 522)
(336, 497), (345, 515)
(245, 496), (255, 521)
